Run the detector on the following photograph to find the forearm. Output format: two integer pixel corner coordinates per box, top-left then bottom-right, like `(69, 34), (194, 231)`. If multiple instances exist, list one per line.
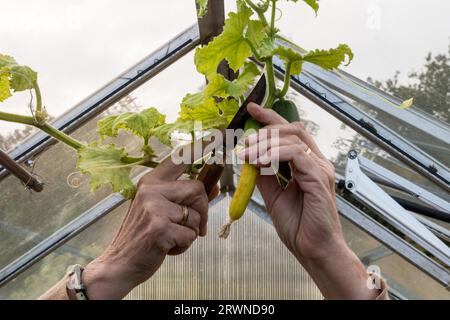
(301, 240), (382, 300)
(38, 257), (138, 300)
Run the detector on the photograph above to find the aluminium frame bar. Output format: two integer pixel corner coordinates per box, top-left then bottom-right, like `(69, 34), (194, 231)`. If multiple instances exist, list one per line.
(0, 24), (201, 179)
(357, 155), (450, 214)
(247, 194), (450, 289)
(345, 151), (450, 266)
(304, 63), (450, 144)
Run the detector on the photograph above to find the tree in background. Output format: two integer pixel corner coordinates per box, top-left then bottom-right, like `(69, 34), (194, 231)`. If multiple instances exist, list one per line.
(368, 43), (450, 124)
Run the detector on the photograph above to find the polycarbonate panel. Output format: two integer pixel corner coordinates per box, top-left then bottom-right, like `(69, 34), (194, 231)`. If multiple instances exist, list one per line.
(0, 52), (204, 270)
(127, 195), (321, 300)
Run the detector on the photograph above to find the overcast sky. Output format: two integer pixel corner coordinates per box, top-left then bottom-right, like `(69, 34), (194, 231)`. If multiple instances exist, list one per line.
(1, 0), (449, 138)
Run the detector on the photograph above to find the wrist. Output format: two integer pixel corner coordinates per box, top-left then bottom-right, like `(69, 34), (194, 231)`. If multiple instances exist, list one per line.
(82, 254), (139, 300)
(301, 240), (380, 300)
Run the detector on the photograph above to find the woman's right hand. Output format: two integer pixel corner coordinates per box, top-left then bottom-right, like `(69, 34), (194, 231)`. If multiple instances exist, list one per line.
(239, 103), (381, 300)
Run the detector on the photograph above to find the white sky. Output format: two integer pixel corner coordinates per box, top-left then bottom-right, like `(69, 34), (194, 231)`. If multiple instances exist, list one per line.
(0, 0), (449, 141)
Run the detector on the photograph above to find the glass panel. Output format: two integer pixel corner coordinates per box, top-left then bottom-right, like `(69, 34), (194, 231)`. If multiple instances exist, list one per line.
(0, 0), (198, 147)
(0, 52), (205, 270)
(0, 202), (128, 300)
(284, 88), (450, 201)
(342, 218), (450, 300)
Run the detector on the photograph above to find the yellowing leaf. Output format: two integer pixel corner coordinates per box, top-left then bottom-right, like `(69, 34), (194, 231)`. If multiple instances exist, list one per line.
(206, 62), (260, 99)
(97, 107), (166, 141)
(183, 62), (260, 109)
(399, 98), (414, 109)
(0, 54), (37, 92)
(0, 68), (12, 102)
(77, 143), (136, 199)
(194, 1), (253, 77)
(303, 44), (354, 69)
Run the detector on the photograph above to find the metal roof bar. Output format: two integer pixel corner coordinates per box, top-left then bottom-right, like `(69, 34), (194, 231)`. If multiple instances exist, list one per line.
(336, 196), (450, 289)
(0, 24), (200, 179)
(304, 63), (450, 144)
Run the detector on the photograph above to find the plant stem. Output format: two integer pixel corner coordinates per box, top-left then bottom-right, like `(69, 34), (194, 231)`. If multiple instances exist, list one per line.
(0, 110), (35, 126)
(122, 156), (158, 168)
(245, 39), (263, 62)
(270, 0), (277, 37)
(38, 124), (83, 150)
(264, 59), (277, 108)
(278, 61), (292, 98)
(0, 110), (83, 150)
(33, 82), (43, 114)
(244, 0), (269, 27)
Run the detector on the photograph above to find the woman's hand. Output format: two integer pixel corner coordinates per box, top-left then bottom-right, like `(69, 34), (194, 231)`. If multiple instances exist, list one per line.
(82, 158), (212, 300)
(239, 103), (381, 300)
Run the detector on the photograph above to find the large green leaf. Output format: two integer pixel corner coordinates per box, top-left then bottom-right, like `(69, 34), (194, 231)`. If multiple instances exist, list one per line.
(97, 107), (166, 141)
(77, 143), (136, 199)
(272, 46), (305, 75)
(194, 1), (253, 77)
(273, 44), (354, 75)
(303, 44), (354, 69)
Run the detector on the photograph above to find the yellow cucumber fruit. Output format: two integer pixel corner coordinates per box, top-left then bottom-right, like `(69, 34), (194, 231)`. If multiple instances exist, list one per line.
(219, 119), (261, 239)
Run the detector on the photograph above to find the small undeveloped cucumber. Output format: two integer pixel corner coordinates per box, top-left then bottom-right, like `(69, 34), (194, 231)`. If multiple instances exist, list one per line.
(219, 119), (261, 239)
(272, 99), (300, 187)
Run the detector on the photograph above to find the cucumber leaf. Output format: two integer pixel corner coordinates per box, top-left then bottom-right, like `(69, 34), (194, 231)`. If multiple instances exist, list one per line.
(0, 54), (37, 92)
(205, 62), (260, 100)
(194, 1), (253, 77)
(274, 44), (354, 75)
(272, 46), (305, 75)
(246, 20), (274, 58)
(97, 107), (166, 141)
(303, 44), (354, 69)
(183, 62), (260, 109)
(0, 68), (12, 102)
(77, 142), (136, 199)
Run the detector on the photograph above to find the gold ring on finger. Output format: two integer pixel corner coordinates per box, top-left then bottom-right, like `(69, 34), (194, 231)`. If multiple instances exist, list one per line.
(180, 205), (189, 226)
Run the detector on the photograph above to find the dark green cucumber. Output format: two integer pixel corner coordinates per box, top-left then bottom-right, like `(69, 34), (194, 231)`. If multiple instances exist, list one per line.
(272, 99), (300, 187)
(273, 99), (300, 123)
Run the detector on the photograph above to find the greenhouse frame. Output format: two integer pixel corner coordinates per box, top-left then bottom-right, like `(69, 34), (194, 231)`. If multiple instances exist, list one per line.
(0, 1), (449, 300)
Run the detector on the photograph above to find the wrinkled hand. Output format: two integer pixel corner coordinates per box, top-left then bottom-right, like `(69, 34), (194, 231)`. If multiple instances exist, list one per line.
(83, 159), (215, 300)
(240, 103), (380, 300)
(240, 102), (344, 262)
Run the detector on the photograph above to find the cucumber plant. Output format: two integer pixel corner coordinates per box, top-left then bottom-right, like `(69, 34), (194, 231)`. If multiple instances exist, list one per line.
(1, 0), (386, 236)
